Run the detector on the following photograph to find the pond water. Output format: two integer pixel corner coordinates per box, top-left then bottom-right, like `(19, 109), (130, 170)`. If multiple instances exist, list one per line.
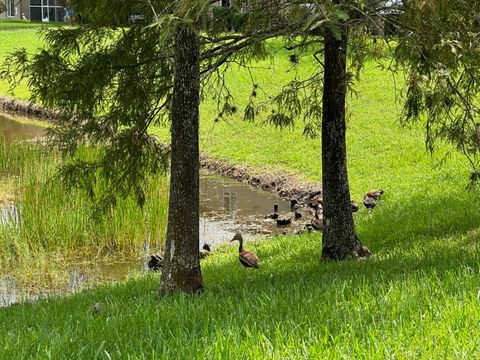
(0, 115), (45, 142)
(0, 115), (311, 307)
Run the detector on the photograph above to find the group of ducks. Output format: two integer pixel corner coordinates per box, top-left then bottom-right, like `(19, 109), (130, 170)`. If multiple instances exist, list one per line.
(265, 189), (385, 232)
(148, 233), (260, 271)
(147, 189), (384, 272)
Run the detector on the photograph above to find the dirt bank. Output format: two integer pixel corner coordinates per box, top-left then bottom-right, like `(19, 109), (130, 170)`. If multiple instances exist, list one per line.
(200, 155), (322, 203)
(0, 95), (58, 121)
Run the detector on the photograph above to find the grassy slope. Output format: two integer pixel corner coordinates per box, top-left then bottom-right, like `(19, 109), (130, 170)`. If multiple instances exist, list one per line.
(1, 25), (480, 358)
(2, 230), (480, 358)
(0, 22), (45, 99)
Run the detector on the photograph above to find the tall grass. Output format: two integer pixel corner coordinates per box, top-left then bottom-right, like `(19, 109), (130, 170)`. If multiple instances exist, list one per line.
(0, 140), (169, 266)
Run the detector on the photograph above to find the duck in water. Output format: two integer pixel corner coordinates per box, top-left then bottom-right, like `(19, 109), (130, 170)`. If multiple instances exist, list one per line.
(230, 233), (260, 269)
(264, 204), (279, 219)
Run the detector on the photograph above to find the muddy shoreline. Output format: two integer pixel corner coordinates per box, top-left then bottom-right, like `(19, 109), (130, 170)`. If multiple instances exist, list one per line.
(200, 155), (322, 203)
(0, 95), (58, 121)
(0, 95), (322, 202)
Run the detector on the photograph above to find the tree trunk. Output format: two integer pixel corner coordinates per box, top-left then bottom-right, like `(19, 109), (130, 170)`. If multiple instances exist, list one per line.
(160, 24), (203, 295)
(321, 22), (370, 260)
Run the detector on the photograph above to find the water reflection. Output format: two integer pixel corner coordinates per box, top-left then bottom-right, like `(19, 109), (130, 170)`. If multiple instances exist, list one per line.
(0, 204), (19, 226)
(0, 115), (45, 142)
(0, 277), (17, 307)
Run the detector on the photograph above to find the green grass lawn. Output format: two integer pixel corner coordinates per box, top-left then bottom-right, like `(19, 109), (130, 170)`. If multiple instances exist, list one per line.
(1, 24), (480, 358)
(2, 229), (480, 358)
(0, 21), (47, 99)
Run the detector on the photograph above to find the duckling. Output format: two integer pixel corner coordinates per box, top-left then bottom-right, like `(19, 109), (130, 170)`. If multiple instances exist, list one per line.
(264, 204), (279, 219)
(351, 200), (359, 213)
(148, 253), (164, 271)
(365, 189), (384, 200)
(363, 196), (376, 209)
(230, 233), (260, 269)
(200, 243), (211, 259)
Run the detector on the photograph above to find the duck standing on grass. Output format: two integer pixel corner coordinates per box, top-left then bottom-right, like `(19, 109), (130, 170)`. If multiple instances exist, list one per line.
(200, 243), (211, 259)
(363, 189), (384, 209)
(230, 233), (260, 269)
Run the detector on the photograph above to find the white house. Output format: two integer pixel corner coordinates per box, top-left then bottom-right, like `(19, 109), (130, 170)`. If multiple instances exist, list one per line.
(1, 0), (65, 22)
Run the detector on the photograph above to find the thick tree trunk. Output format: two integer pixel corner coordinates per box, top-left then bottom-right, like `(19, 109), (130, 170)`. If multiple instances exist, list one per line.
(321, 22), (370, 260)
(160, 24), (203, 295)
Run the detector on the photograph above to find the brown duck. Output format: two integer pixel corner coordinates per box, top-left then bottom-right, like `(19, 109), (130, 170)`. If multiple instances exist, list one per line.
(310, 192), (323, 206)
(366, 189), (384, 199)
(200, 243), (211, 259)
(265, 204), (279, 219)
(148, 253), (164, 271)
(363, 195), (376, 209)
(230, 233), (260, 269)
(351, 200), (359, 213)
(311, 204), (323, 230)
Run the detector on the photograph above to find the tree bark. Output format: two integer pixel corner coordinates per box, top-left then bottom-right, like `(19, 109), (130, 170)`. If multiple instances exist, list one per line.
(160, 24), (203, 295)
(321, 21), (370, 260)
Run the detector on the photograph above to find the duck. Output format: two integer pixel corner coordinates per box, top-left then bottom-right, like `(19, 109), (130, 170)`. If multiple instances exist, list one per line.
(294, 210), (302, 219)
(311, 204), (323, 230)
(363, 195), (376, 209)
(276, 217), (292, 226)
(264, 204), (279, 219)
(351, 200), (359, 213)
(229, 233), (260, 269)
(365, 189), (384, 199)
(148, 253), (164, 271)
(310, 192), (323, 206)
(200, 243), (211, 259)
(290, 199), (302, 210)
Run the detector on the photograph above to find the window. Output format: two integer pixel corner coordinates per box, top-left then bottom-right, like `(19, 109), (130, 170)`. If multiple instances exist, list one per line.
(30, 0), (65, 22)
(7, 0), (16, 17)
